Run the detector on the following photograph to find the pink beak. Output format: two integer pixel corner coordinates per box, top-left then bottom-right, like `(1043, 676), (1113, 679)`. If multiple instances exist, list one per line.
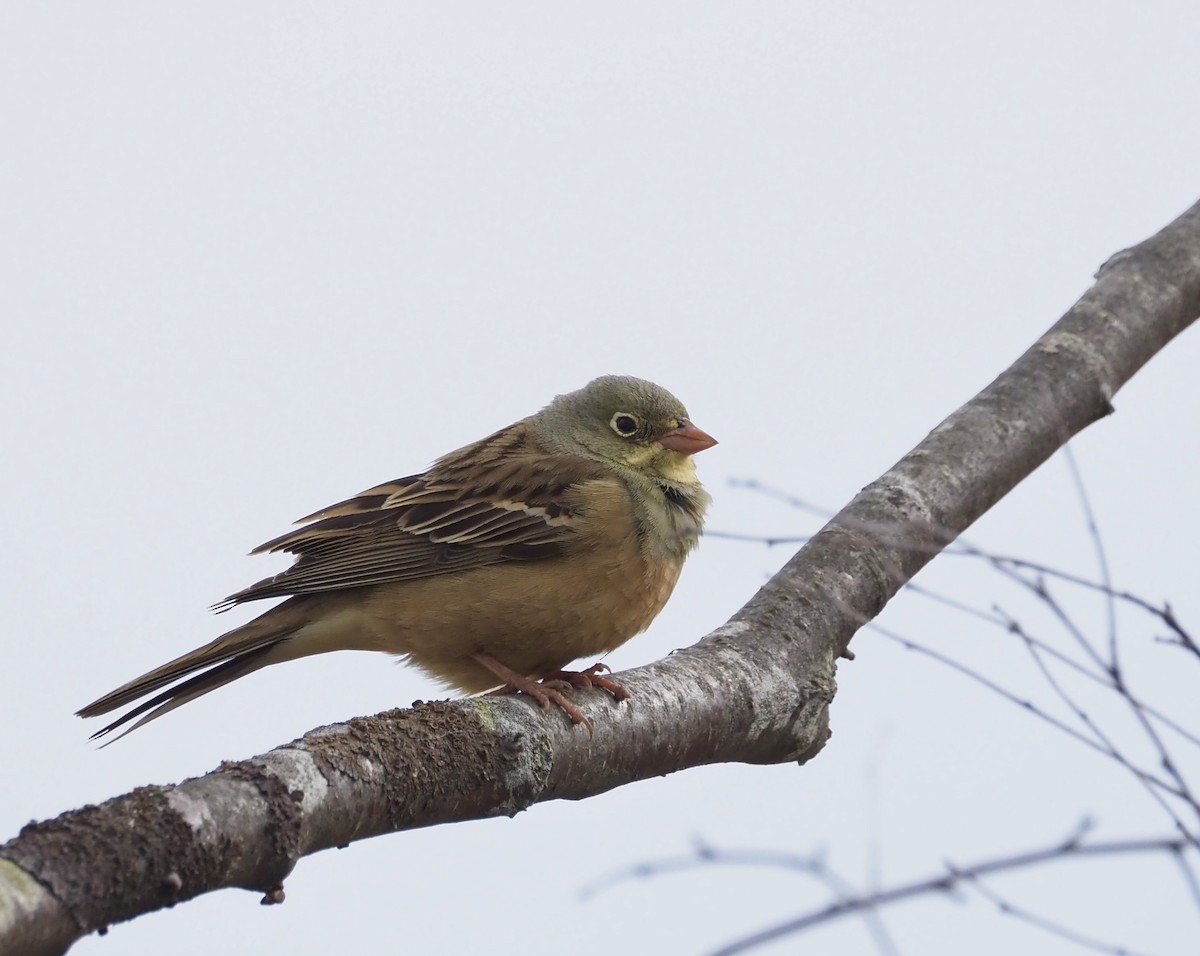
(657, 419), (718, 455)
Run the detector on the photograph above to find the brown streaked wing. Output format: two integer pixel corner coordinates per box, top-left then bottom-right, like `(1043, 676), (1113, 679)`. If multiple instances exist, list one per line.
(216, 426), (610, 609)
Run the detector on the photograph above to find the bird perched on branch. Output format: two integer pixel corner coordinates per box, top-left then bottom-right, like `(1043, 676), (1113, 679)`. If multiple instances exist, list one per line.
(79, 375), (716, 739)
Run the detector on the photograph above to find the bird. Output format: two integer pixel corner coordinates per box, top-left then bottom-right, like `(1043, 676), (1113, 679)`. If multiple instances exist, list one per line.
(78, 375), (716, 739)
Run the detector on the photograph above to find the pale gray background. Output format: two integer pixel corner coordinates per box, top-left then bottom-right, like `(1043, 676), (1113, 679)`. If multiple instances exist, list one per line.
(3, 3), (1199, 954)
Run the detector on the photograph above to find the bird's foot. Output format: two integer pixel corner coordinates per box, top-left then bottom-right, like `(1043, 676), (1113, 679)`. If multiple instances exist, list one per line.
(473, 652), (593, 730)
(546, 663), (631, 702)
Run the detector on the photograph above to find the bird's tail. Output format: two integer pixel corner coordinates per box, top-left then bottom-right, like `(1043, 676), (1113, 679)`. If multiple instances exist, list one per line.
(77, 601), (312, 743)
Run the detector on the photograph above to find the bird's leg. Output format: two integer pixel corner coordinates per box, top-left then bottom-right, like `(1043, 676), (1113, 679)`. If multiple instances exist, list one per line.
(546, 662), (631, 702)
(472, 651), (592, 730)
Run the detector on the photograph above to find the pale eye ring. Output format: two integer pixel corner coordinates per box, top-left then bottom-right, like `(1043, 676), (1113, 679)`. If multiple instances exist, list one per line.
(610, 412), (640, 437)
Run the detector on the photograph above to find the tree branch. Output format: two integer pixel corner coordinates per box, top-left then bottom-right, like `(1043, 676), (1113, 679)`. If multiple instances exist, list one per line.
(3, 199), (1199, 954)
(702, 832), (1188, 956)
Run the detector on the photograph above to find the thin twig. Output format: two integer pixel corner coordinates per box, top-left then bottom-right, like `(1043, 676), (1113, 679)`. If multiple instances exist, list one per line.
(581, 841), (901, 956)
(1063, 445), (1119, 672)
(996, 600), (1200, 843)
(708, 836), (1188, 956)
(963, 873), (1154, 956)
(871, 623), (1193, 807)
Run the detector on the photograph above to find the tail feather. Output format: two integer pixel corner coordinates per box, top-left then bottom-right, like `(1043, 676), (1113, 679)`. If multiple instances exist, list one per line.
(77, 603), (312, 742)
(86, 645), (280, 744)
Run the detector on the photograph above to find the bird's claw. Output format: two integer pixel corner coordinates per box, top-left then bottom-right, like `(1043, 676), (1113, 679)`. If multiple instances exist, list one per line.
(475, 651), (596, 730)
(547, 663), (631, 702)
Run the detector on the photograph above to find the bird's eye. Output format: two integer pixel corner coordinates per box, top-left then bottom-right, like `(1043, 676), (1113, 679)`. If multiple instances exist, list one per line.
(610, 413), (640, 437)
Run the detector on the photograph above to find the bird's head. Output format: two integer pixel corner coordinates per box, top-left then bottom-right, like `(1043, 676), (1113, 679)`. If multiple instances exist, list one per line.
(531, 375), (717, 482)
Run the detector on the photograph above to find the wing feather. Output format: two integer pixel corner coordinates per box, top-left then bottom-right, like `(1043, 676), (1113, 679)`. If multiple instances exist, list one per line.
(216, 422), (607, 609)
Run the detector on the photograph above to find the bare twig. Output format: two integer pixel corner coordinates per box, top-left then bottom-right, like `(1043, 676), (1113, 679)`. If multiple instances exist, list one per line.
(962, 874), (1154, 956)
(873, 622), (1195, 811)
(582, 839), (901, 956)
(1063, 445), (1119, 670)
(708, 835), (1189, 956)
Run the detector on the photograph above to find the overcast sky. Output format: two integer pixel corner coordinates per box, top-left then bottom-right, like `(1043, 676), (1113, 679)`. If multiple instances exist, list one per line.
(3, 4), (1199, 955)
